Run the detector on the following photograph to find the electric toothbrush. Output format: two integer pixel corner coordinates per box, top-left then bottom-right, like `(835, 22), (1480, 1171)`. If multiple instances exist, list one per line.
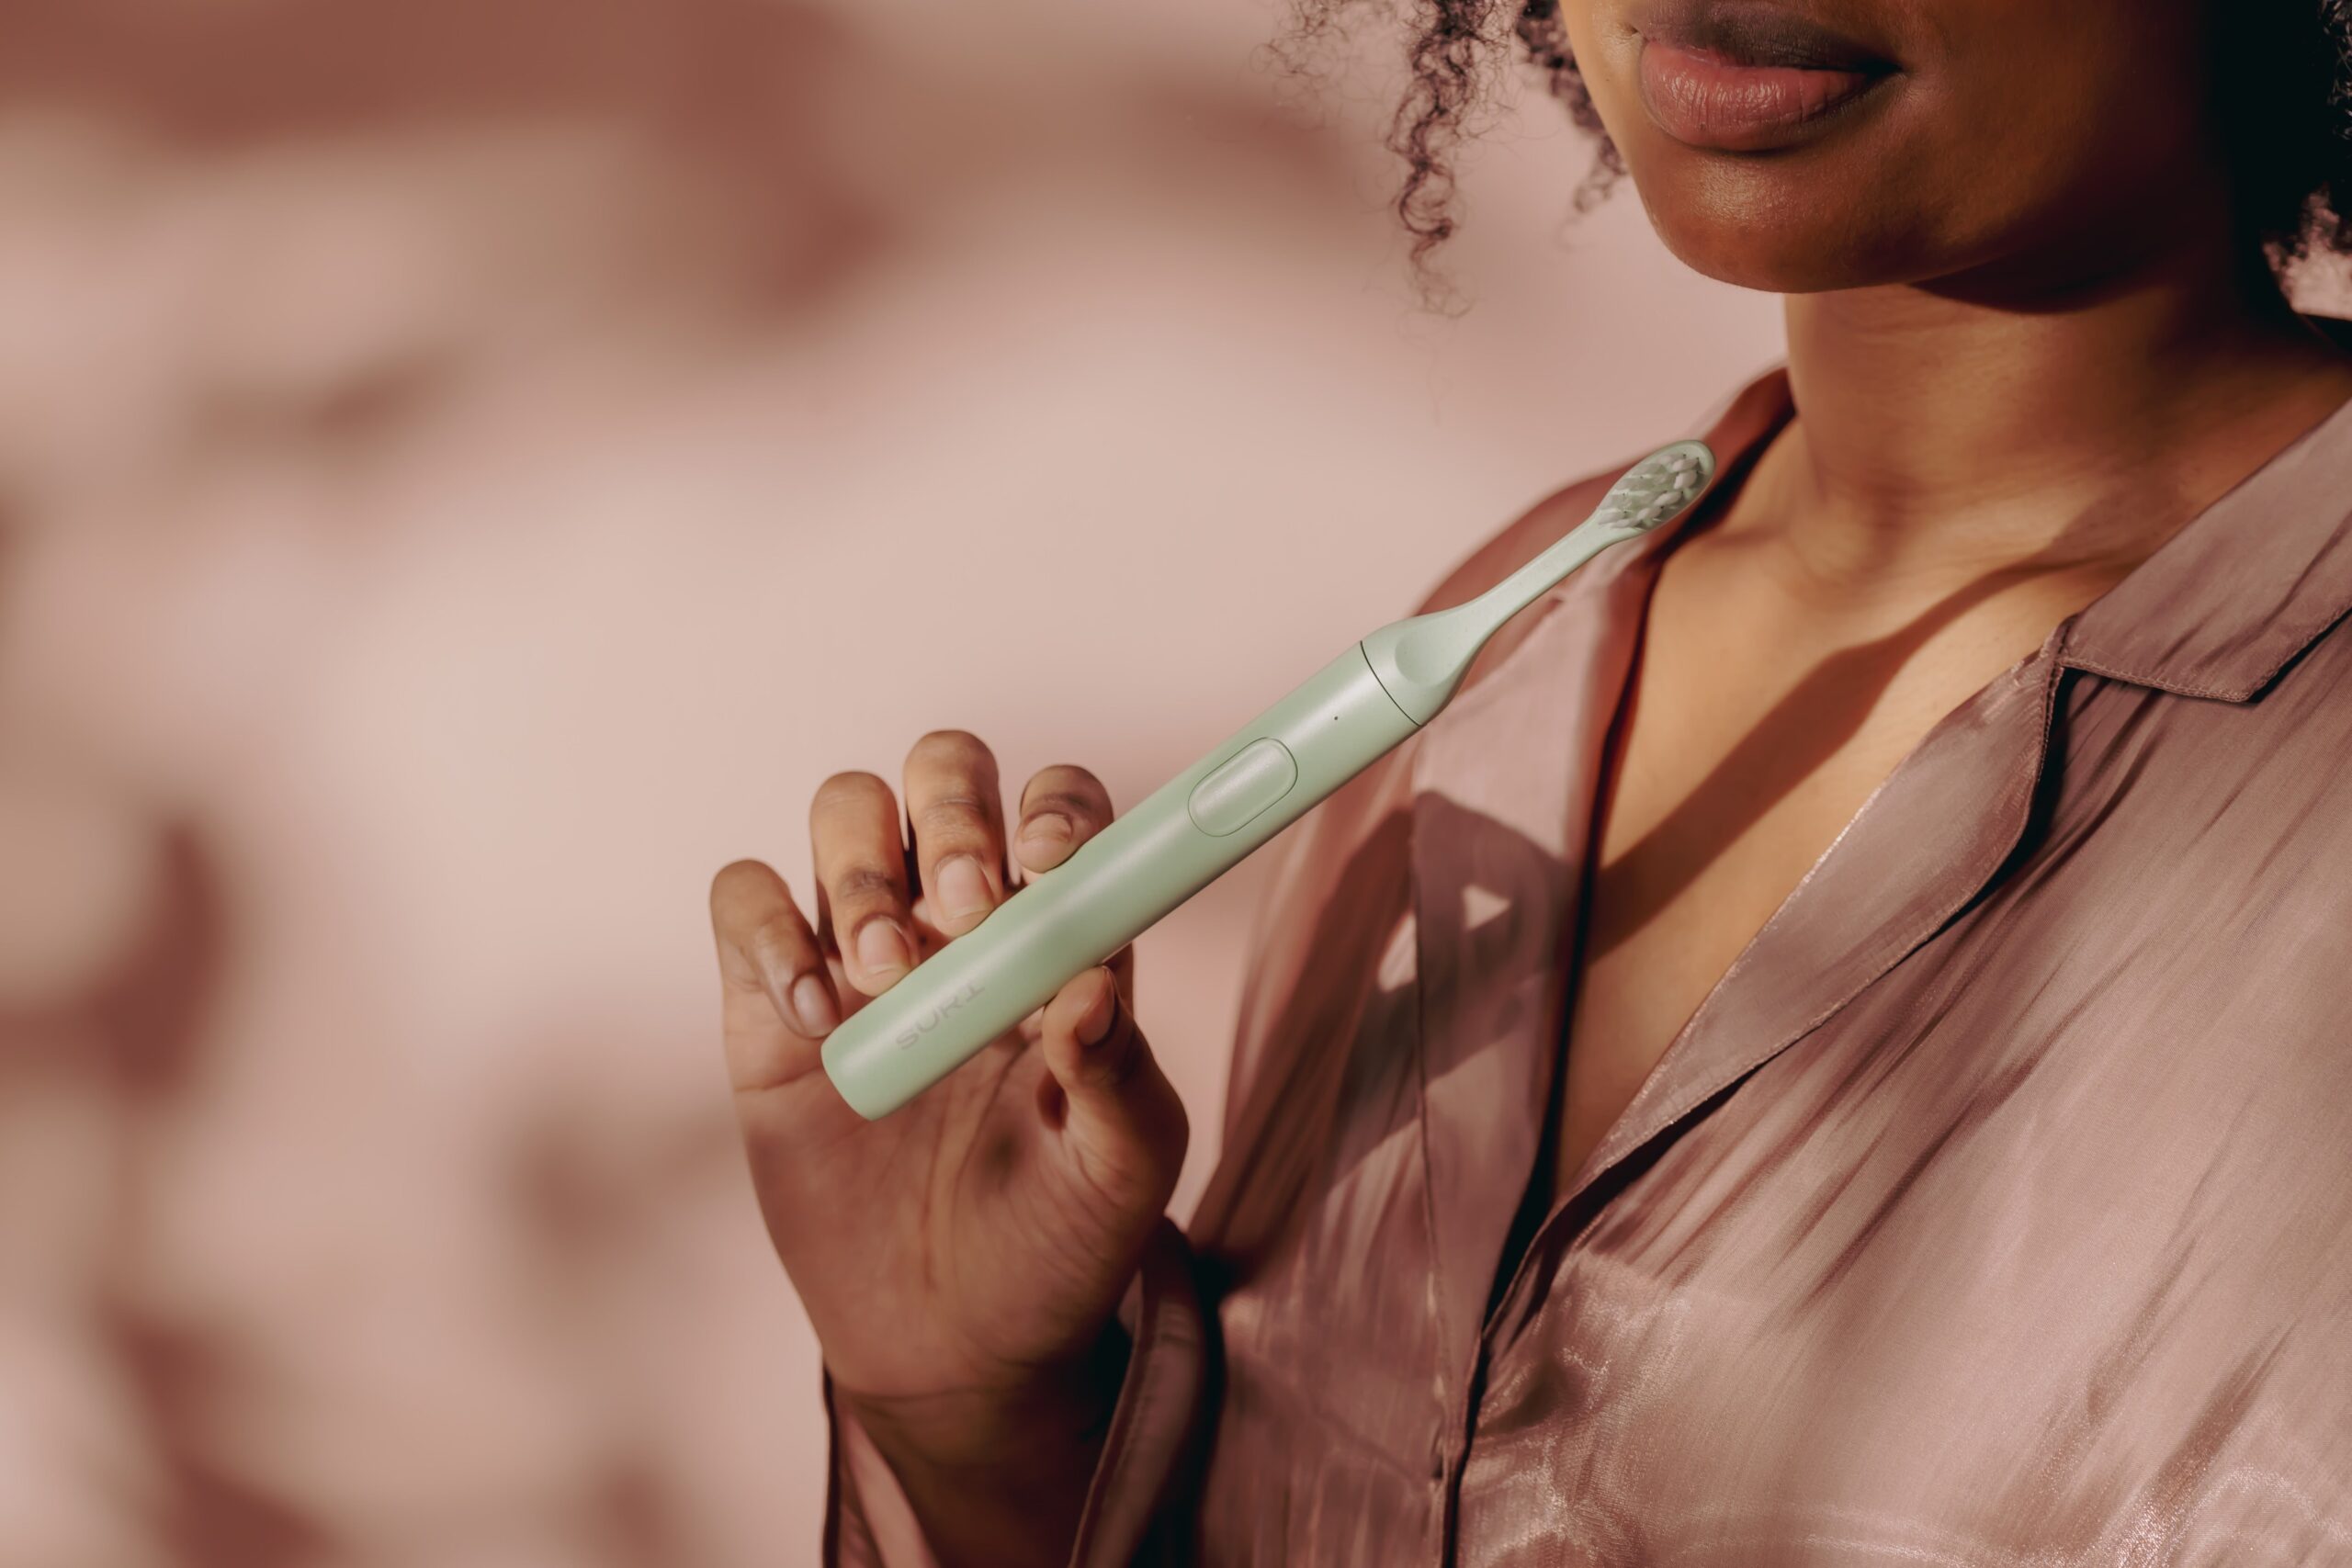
(822, 439), (1718, 1119)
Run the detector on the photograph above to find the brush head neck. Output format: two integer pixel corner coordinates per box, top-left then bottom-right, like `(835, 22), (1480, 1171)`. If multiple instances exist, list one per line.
(1359, 440), (1717, 725)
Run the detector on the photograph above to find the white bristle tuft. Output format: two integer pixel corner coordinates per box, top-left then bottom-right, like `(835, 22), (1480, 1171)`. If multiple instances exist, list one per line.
(1590, 439), (1717, 535)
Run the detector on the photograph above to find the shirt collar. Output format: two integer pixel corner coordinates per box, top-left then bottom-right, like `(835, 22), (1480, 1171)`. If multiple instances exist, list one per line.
(1683, 324), (2352, 705)
(2058, 342), (2352, 702)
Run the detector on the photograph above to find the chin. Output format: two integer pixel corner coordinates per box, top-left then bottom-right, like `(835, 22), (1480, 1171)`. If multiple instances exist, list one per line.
(1623, 155), (1943, 295)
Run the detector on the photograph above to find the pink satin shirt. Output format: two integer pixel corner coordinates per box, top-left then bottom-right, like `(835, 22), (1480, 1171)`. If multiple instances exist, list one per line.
(825, 330), (2352, 1565)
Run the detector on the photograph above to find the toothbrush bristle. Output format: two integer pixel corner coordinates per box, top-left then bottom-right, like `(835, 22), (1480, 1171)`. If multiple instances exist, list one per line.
(1593, 440), (1716, 533)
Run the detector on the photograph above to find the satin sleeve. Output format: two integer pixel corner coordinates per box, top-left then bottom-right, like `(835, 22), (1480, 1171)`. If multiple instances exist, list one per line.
(819, 1213), (1214, 1568)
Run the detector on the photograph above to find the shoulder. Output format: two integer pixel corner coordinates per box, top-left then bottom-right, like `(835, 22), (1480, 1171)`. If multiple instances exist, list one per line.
(2039, 621), (2352, 1085)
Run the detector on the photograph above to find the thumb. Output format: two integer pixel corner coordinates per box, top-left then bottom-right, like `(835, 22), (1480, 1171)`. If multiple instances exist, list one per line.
(1036, 966), (1187, 1213)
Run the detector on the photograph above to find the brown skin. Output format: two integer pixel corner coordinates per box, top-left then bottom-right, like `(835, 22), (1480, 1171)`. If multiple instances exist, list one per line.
(708, 734), (1187, 1568)
(1542, 0), (2352, 1196)
(714, 0), (2352, 1554)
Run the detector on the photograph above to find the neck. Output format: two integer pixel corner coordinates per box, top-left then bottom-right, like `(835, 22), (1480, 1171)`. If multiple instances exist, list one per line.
(1751, 221), (2352, 600)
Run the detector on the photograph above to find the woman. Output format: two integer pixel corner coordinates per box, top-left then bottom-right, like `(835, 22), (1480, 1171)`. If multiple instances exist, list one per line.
(709, 0), (2352, 1562)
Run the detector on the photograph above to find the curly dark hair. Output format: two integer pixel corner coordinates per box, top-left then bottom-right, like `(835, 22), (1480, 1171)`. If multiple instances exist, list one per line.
(1276, 0), (2352, 312)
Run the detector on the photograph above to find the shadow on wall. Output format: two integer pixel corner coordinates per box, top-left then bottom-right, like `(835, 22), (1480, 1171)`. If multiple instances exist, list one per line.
(3, 0), (1364, 333)
(5, 0), (896, 311)
(0, 807), (751, 1564)
(0, 3), (1384, 1565)
(0, 822), (273, 1557)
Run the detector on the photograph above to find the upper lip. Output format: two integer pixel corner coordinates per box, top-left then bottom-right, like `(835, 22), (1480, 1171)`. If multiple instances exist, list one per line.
(1631, 0), (1898, 73)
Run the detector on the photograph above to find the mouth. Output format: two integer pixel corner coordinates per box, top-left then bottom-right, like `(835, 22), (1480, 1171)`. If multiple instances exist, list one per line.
(1631, 2), (1900, 152)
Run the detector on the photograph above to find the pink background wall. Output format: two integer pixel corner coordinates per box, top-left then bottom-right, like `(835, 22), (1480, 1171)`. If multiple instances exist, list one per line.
(13, 1), (2335, 1563)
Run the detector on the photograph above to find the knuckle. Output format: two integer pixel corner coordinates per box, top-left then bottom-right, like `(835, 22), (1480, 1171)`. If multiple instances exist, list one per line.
(1028, 765), (1111, 813)
(746, 913), (803, 972)
(829, 863), (901, 906)
(911, 791), (991, 837)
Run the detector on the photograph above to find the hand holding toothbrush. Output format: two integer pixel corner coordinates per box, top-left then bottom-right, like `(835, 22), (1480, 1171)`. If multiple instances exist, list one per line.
(707, 735), (1187, 1568)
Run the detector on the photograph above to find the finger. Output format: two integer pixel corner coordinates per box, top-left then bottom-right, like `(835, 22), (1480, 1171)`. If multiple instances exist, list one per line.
(1035, 967), (1187, 1213)
(902, 729), (1009, 939)
(708, 858), (840, 1091)
(1009, 939), (1133, 1052)
(809, 771), (919, 996)
(1106, 940), (1136, 1011)
(1013, 764), (1114, 876)
(1006, 766), (1125, 1040)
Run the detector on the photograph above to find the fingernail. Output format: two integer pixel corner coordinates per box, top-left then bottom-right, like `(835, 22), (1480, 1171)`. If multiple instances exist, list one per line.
(1019, 813), (1072, 856)
(790, 973), (839, 1034)
(1077, 977), (1117, 1047)
(855, 916), (912, 979)
(934, 854), (992, 923)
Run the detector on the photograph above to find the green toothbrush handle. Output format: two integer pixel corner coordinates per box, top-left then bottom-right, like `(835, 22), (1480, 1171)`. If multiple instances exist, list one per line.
(820, 642), (1418, 1119)
(817, 435), (1717, 1119)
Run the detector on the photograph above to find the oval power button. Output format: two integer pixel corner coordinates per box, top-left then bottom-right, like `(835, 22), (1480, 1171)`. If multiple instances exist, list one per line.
(1187, 738), (1299, 837)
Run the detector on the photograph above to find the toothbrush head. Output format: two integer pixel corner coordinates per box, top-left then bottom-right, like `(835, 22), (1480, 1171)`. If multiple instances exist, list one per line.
(1591, 439), (1716, 534)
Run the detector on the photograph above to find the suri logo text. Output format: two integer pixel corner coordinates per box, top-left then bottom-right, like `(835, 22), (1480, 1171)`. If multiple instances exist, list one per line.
(895, 981), (987, 1049)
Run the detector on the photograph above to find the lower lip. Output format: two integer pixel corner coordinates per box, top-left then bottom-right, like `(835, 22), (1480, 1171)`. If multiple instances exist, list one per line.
(1636, 38), (1891, 152)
